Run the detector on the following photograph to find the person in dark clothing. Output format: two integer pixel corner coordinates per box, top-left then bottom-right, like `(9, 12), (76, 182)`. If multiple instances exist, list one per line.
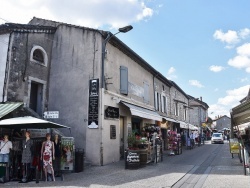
(53, 134), (61, 176)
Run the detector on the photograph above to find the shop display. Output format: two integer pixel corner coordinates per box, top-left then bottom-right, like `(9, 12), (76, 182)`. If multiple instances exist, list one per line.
(60, 137), (74, 171)
(167, 131), (181, 156)
(125, 124), (163, 169)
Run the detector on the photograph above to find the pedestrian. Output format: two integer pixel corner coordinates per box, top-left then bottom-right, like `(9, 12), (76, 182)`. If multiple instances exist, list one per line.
(0, 135), (13, 163)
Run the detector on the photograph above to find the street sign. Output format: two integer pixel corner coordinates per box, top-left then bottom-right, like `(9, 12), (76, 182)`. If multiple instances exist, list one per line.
(43, 111), (59, 119)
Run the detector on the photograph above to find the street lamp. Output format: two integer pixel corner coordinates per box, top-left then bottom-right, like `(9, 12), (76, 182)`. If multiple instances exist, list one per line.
(101, 25), (133, 88)
(100, 25), (132, 166)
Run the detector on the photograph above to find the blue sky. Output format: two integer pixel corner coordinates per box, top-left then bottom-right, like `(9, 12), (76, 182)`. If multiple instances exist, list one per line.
(0, 0), (250, 119)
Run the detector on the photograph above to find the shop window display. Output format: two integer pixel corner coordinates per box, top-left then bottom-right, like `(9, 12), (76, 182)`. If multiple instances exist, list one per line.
(126, 124), (163, 169)
(167, 131), (182, 156)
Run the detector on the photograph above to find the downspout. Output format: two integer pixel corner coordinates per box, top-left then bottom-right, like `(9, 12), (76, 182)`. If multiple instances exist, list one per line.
(2, 32), (13, 102)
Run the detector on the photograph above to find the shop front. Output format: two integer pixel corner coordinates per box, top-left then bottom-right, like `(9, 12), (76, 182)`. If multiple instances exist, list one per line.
(119, 101), (163, 168)
(231, 97), (250, 175)
(0, 116), (71, 183)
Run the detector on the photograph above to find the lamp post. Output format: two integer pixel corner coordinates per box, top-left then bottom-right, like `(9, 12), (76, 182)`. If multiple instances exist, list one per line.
(100, 25), (132, 166)
(101, 25), (133, 89)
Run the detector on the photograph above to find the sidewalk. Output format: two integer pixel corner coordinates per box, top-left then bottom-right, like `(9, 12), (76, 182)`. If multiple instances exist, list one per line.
(2, 141), (250, 187)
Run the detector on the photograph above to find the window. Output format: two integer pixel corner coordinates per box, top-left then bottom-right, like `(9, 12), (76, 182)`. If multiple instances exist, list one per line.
(174, 102), (179, 116)
(155, 91), (158, 110)
(184, 108), (187, 120)
(33, 49), (44, 62)
(162, 96), (166, 113)
(162, 85), (165, 91)
(30, 45), (48, 67)
(159, 93), (161, 112)
(143, 82), (149, 103)
(120, 66), (128, 95)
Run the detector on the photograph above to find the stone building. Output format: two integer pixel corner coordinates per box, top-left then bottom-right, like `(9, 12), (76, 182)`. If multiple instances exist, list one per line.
(0, 17), (210, 165)
(0, 23), (56, 117)
(214, 115), (231, 131)
(188, 95), (209, 132)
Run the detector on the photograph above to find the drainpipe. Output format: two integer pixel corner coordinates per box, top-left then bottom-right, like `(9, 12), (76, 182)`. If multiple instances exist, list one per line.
(2, 33), (13, 103)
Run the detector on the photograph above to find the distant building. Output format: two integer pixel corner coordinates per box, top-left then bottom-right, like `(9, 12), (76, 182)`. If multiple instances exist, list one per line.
(214, 115), (231, 131)
(188, 95), (209, 131)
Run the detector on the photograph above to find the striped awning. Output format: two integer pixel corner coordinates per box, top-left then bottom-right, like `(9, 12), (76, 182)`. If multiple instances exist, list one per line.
(0, 102), (23, 119)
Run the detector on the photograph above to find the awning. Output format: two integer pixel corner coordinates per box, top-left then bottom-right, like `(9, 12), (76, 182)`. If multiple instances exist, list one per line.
(121, 102), (162, 121)
(187, 124), (198, 130)
(0, 116), (70, 129)
(179, 121), (188, 129)
(162, 117), (177, 123)
(0, 102), (23, 119)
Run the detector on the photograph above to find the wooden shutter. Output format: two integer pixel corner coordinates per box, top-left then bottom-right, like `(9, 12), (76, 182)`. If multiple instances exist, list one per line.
(120, 66), (128, 95)
(143, 82), (149, 103)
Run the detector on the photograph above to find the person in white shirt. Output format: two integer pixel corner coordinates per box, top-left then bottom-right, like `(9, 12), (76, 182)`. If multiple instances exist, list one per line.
(0, 135), (13, 163)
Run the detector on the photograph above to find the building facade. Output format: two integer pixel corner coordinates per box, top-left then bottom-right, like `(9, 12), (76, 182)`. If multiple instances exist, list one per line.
(188, 95), (209, 133)
(214, 115), (231, 131)
(0, 18), (210, 166)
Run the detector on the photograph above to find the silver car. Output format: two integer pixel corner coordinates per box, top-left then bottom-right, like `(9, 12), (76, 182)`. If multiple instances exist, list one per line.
(211, 133), (224, 144)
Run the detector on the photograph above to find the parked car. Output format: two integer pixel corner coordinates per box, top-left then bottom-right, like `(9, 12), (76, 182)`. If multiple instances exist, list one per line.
(211, 133), (224, 144)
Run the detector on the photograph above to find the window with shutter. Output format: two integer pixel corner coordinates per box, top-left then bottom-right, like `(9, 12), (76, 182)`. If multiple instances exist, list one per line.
(155, 91), (158, 110)
(120, 66), (128, 95)
(143, 82), (149, 103)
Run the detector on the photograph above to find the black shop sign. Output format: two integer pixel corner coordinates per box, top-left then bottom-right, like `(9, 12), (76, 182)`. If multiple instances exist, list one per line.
(105, 106), (119, 119)
(88, 79), (99, 129)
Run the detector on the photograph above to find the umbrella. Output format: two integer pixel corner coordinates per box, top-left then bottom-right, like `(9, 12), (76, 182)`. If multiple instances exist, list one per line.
(0, 116), (70, 129)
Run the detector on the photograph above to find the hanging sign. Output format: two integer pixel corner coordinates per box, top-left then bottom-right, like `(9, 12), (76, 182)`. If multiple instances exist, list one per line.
(88, 79), (99, 128)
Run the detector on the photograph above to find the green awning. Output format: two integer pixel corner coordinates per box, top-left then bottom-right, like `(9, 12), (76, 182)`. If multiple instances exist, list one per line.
(0, 102), (23, 119)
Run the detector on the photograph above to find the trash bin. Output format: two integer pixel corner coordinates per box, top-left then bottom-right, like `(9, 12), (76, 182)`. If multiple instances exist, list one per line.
(75, 149), (84, 173)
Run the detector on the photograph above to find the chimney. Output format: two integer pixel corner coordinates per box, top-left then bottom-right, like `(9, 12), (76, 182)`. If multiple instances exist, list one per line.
(200, 96), (202, 101)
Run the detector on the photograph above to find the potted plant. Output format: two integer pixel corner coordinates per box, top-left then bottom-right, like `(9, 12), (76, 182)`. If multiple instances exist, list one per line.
(127, 132), (137, 150)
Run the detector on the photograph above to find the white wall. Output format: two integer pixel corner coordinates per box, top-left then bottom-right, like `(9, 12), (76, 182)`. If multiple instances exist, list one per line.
(0, 34), (9, 102)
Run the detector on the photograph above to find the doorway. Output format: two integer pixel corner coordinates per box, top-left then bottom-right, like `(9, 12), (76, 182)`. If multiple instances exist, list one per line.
(120, 117), (124, 159)
(29, 81), (43, 116)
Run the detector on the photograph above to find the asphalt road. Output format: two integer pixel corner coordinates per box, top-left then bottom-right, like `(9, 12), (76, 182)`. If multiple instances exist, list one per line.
(3, 141), (250, 188)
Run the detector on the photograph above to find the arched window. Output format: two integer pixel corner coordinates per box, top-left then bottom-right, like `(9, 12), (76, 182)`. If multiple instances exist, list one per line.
(30, 45), (48, 67)
(33, 49), (44, 63)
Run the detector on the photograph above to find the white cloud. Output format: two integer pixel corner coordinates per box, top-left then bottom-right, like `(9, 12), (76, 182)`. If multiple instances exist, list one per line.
(228, 49), (250, 72)
(213, 29), (239, 44)
(209, 85), (250, 119)
(218, 85), (250, 106)
(239, 28), (250, 39)
(166, 67), (177, 80)
(189, 80), (204, 88)
(209, 65), (225, 72)
(236, 43), (250, 57)
(0, 0), (155, 28)
(213, 28), (250, 48)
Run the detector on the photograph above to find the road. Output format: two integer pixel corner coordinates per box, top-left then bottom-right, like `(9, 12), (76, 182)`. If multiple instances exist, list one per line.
(3, 141), (250, 188)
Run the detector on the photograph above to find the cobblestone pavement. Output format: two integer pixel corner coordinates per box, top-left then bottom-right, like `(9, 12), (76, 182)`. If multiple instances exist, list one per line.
(2, 141), (250, 188)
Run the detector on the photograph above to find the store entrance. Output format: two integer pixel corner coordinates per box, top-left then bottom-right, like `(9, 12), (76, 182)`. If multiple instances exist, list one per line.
(132, 118), (141, 136)
(120, 117), (125, 159)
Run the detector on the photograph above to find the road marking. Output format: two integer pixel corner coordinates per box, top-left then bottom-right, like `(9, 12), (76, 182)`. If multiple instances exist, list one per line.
(194, 166), (212, 188)
(172, 166), (199, 188)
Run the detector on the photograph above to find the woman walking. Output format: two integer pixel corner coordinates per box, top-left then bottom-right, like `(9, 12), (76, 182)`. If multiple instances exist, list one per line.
(41, 133), (55, 181)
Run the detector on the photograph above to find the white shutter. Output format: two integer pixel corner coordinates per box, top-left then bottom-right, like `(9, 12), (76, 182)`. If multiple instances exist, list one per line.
(154, 91), (158, 110)
(165, 97), (168, 114)
(161, 95), (164, 112)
